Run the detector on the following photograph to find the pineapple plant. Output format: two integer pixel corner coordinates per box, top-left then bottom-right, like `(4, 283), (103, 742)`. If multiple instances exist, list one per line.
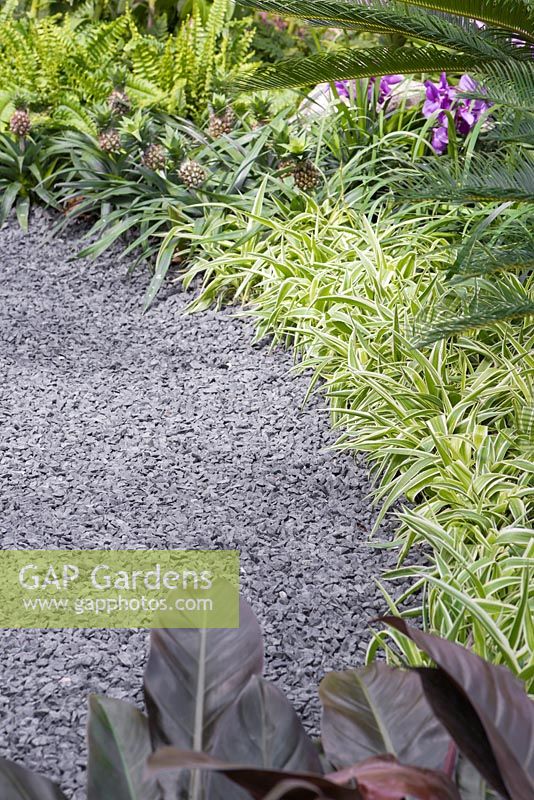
(156, 127), (207, 190)
(292, 159), (321, 191)
(141, 143), (167, 171)
(249, 93), (272, 130)
(178, 159), (207, 189)
(208, 94), (237, 138)
(108, 89), (131, 117)
(107, 70), (131, 117)
(94, 108), (122, 154)
(98, 128), (122, 154)
(274, 129), (321, 192)
(9, 97), (31, 138)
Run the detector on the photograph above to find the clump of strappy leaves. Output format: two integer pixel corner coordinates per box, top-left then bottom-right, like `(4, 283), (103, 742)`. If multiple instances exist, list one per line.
(122, 113), (208, 188)
(1, 594), (533, 799)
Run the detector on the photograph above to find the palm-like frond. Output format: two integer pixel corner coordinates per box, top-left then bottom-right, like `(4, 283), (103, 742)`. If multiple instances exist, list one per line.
(242, 0), (534, 37)
(237, 0), (532, 91)
(411, 157), (534, 203)
(403, 0), (534, 39)
(452, 245), (534, 277)
(466, 61), (534, 113)
(413, 277), (534, 345)
(486, 117), (534, 147)
(238, 44), (476, 90)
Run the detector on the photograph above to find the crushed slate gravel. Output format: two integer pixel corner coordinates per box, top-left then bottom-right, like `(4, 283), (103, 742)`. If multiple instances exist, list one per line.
(0, 210), (414, 798)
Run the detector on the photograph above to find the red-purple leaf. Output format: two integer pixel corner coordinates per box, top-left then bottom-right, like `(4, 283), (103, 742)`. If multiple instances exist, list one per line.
(0, 758), (67, 800)
(87, 696), (159, 800)
(210, 675), (321, 799)
(382, 617), (534, 800)
(144, 596), (263, 751)
(320, 665), (449, 771)
(328, 755), (461, 800)
(146, 748), (364, 799)
(212, 676), (321, 771)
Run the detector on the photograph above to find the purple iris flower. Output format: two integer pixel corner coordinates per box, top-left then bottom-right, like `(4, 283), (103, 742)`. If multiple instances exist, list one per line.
(423, 72), (454, 117)
(423, 72), (491, 154)
(368, 74), (404, 105)
(335, 75), (404, 105)
(335, 80), (352, 98)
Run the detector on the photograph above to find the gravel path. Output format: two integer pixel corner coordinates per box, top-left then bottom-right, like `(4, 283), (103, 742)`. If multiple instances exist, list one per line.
(0, 211), (402, 798)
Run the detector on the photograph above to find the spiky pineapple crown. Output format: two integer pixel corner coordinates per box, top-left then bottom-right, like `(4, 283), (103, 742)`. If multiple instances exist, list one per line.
(119, 110), (156, 147)
(272, 124), (309, 161)
(209, 93), (232, 116)
(93, 105), (117, 134)
(12, 93), (31, 113)
(159, 127), (190, 163)
(249, 92), (272, 122)
(110, 67), (128, 92)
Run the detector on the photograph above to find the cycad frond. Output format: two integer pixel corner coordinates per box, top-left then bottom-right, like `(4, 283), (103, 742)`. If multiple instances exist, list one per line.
(469, 60), (534, 113)
(242, 0), (514, 58)
(404, 0), (534, 39)
(487, 117), (534, 147)
(414, 277), (534, 346)
(241, 0), (534, 38)
(412, 157), (534, 203)
(453, 245), (534, 277)
(237, 45), (476, 90)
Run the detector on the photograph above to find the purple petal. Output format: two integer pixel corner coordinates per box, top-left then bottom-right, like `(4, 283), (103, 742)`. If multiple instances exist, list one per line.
(458, 74), (478, 93)
(431, 125), (449, 154)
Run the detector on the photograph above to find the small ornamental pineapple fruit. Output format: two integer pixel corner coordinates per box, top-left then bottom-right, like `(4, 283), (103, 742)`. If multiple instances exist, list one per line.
(98, 129), (122, 154)
(178, 159), (207, 189)
(108, 89), (131, 117)
(208, 94), (236, 138)
(142, 143), (167, 171)
(9, 106), (31, 138)
(277, 157), (294, 171)
(292, 159), (321, 192)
